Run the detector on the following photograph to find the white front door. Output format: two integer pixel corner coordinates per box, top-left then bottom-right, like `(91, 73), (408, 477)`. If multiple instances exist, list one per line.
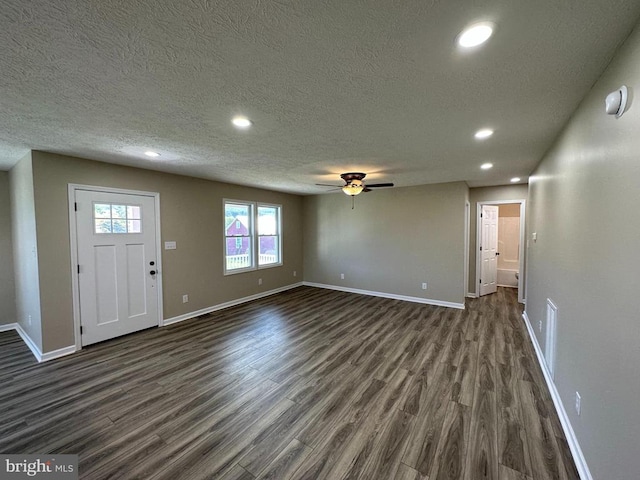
(479, 205), (499, 296)
(75, 189), (159, 346)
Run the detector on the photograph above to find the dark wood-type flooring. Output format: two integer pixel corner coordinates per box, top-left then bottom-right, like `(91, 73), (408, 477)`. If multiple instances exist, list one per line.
(0, 287), (579, 480)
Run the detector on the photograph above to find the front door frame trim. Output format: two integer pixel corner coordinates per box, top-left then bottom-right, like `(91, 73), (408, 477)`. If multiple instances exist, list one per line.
(68, 184), (164, 350)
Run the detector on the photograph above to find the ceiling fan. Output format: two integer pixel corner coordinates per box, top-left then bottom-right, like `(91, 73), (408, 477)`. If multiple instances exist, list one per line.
(316, 172), (394, 195)
(316, 172), (394, 208)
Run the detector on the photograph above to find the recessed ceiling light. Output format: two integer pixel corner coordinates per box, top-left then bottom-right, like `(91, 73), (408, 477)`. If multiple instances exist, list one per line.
(511, 177), (521, 183)
(144, 151), (160, 157)
(475, 128), (494, 140)
(458, 23), (494, 48)
(232, 116), (252, 128)
(481, 163), (493, 170)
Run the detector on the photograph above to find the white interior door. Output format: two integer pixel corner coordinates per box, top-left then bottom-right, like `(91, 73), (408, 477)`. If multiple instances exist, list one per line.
(76, 189), (159, 346)
(479, 205), (499, 296)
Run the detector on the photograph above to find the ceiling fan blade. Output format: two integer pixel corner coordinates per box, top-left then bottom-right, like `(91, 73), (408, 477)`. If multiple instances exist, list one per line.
(315, 183), (343, 187)
(365, 183), (394, 188)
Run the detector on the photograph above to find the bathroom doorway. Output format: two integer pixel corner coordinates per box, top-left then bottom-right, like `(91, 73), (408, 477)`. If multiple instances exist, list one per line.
(476, 199), (526, 303)
(496, 203), (521, 288)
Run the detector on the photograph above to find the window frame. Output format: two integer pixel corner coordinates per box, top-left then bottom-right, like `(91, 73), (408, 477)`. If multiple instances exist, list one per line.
(257, 203), (282, 268)
(223, 199), (283, 275)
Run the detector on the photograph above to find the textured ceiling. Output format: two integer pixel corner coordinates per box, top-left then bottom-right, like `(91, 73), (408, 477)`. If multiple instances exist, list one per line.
(1, 1), (639, 194)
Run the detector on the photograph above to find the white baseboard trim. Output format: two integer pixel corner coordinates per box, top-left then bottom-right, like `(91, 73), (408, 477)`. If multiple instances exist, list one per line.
(162, 282), (304, 327)
(40, 345), (78, 362)
(522, 311), (592, 480)
(466, 292), (477, 298)
(0, 322), (76, 362)
(303, 282), (465, 310)
(14, 323), (43, 362)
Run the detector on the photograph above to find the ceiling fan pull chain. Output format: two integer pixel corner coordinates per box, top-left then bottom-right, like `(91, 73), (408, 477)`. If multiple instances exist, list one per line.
(352, 195), (355, 209)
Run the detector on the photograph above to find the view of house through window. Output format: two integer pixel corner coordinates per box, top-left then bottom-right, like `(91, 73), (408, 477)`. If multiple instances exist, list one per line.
(224, 200), (281, 273)
(224, 202), (253, 271)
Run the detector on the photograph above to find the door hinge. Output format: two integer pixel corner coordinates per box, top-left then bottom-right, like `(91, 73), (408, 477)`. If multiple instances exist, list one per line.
(480, 213), (483, 218)
(479, 278), (482, 283)
(80, 326), (83, 335)
(77, 264), (80, 274)
(74, 202), (78, 211)
(479, 246), (482, 251)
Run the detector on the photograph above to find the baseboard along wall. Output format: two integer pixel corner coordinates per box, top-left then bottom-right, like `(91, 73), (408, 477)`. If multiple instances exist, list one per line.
(163, 282), (304, 326)
(522, 311), (592, 480)
(0, 323), (76, 363)
(303, 282), (465, 310)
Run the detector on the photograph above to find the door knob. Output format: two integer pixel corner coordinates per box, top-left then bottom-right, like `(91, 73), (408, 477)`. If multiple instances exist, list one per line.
(150, 270), (156, 275)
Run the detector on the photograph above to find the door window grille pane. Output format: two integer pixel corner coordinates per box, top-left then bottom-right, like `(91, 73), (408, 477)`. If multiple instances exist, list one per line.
(94, 204), (111, 218)
(127, 206), (141, 219)
(94, 203), (143, 234)
(112, 219), (127, 233)
(127, 220), (142, 233)
(111, 205), (126, 218)
(95, 219), (112, 233)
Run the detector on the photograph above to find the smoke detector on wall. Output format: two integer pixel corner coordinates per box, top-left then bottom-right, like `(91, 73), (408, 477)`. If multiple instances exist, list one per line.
(605, 85), (628, 118)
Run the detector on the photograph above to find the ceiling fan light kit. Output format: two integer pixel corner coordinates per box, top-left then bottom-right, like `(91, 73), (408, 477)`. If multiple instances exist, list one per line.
(316, 172), (394, 208)
(342, 180), (364, 196)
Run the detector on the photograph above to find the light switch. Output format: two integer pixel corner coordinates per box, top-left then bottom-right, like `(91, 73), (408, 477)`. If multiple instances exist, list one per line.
(532, 232), (537, 242)
(164, 241), (177, 250)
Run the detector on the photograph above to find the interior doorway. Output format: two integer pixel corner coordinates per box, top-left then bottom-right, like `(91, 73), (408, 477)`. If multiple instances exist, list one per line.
(475, 199), (526, 303)
(479, 205), (499, 296)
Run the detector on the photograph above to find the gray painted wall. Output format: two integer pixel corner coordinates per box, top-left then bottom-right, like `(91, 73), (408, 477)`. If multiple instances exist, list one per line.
(29, 151), (304, 353)
(526, 23), (640, 480)
(468, 185), (528, 295)
(303, 182), (468, 306)
(0, 171), (16, 325)
(9, 153), (43, 350)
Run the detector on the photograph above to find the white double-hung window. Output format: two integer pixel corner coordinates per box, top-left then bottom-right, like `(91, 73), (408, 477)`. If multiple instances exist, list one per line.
(223, 200), (282, 274)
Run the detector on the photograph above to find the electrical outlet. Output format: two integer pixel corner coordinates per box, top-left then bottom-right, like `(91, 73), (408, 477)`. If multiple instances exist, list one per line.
(293, 270), (297, 277)
(340, 273), (345, 280)
(258, 278), (263, 285)
(28, 314), (32, 326)
(422, 282), (427, 290)
(575, 392), (581, 416)
(539, 320), (543, 332)
(182, 295), (189, 303)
